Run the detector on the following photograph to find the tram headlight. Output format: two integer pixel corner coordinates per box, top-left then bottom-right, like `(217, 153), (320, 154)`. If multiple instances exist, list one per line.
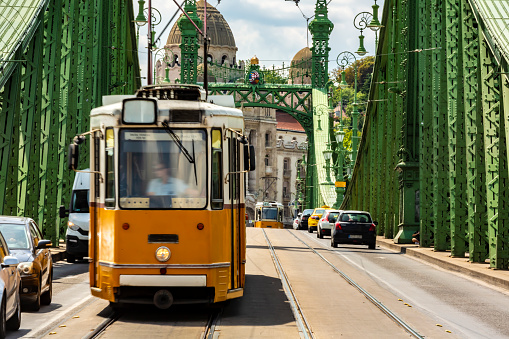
(155, 246), (171, 262)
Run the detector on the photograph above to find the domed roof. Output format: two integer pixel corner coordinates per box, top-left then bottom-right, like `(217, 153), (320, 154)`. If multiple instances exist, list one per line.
(166, 0), (236, 48)
(290, 47), (312, 84)
(291, 47), (312, 68)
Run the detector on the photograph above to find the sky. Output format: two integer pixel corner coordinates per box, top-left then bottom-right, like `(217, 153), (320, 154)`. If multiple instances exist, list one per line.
(134, 0), (383, 85)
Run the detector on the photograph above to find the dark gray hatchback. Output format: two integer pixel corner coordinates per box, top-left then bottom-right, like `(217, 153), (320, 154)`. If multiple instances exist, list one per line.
(299, 209), (314, 230)
(331, 210), (377, 249)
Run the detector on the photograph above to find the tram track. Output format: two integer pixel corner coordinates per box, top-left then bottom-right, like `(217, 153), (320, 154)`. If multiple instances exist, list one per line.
(262, 229), (315, 339)
(84, 305), (223, 339)
(289, 229), (424, 339)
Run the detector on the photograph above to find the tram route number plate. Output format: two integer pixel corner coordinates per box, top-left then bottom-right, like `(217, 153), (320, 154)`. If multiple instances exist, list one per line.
(349, 235), (362, 239)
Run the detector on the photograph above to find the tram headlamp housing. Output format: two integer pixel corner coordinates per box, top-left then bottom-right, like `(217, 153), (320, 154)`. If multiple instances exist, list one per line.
(122, 98), (157, 125)
(155, 246), (171, 262)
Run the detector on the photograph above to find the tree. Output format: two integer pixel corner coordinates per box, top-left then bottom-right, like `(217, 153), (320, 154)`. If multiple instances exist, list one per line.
(263, 69), (288, 85)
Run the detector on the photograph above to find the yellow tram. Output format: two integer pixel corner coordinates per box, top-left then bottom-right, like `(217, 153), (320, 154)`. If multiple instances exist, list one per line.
(67, 84), (255, 308)
(254, 201), (284, 229)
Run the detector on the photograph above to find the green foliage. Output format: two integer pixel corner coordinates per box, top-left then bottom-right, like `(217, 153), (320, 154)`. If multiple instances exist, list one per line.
(330, 56), (373, 131)
(263, 69), (288, 85)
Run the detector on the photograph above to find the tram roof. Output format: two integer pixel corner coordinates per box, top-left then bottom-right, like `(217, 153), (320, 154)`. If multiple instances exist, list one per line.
(91, 95), (243, 128)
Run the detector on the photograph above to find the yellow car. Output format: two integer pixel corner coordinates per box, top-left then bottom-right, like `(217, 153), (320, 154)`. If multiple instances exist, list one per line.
(307, 206), (329, 233)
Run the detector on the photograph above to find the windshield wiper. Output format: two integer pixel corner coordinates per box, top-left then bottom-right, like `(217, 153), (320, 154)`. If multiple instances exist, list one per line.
(162, 120), (197, 185)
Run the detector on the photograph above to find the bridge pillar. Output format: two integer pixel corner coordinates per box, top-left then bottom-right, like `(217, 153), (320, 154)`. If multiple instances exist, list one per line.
(393, 162), (419, 244)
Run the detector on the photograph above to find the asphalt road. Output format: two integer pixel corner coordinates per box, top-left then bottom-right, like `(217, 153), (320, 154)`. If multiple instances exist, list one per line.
(6, 229), (509, 338)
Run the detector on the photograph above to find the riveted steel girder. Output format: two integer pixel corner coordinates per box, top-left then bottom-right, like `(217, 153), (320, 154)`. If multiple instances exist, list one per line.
(0, 0), (140, 244)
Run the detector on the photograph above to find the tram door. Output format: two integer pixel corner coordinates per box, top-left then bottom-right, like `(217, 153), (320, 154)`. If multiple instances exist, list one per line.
(228, 132), (242, 289)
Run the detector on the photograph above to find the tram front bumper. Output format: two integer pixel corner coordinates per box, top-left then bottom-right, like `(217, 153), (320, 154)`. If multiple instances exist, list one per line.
(119, 275), (206, 287)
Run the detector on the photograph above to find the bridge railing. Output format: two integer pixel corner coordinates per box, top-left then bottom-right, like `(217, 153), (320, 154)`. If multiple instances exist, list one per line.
(341, 0), (509, 269)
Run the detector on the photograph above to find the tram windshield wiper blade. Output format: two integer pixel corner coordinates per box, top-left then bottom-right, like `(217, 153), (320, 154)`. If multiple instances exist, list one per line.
(162, 120), (195, 164)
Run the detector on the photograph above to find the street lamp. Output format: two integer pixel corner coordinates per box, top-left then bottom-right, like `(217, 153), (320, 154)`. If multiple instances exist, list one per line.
(333, 128), (346, 209)
(135, 1), (162, 85)
(314, 104), (329, 132)
(354, 10), (382, 56)
(368, 0), (383, 28)
(336, 51), (360, 162)
(153, 47), (173, 84)
(322, 143), (334, 185)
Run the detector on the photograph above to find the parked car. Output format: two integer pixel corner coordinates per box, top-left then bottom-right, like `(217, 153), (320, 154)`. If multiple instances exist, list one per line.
(299, 209), (314, 230)
(0, 230), (21, 336)
(331, 210), (377, 249)
(0, 216), (53, 311)
(307, 206), (329, 233)
(292, 213), (303, 230)
(317, 209), (341, 239)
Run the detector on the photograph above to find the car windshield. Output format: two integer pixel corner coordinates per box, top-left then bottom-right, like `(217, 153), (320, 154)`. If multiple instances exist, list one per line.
(314, 209), (325, 215)
(71, 189), (89, 213)
(0, 224), (29, 250)
(119, 129), (207, 209)
(340, 213), (372, 223)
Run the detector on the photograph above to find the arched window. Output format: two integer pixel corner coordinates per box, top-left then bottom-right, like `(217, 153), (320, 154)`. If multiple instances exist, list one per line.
(265, 155), (269, 167)
(221, 55), (228, 65)
(207, 54), (213, 64)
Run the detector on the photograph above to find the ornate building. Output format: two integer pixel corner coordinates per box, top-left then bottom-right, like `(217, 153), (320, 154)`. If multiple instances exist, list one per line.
(156, 0), (244, 84)
(162, 2), (308, 226)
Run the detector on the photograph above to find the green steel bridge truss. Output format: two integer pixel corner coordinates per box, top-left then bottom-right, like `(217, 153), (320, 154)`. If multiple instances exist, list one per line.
(341, 0), (509, 269)
(0, 0), (140, 243)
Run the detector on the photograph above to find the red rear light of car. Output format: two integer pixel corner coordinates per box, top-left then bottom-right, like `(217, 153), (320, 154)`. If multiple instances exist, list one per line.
(335, 222), (342, 230)
(369, 223), (376, 232)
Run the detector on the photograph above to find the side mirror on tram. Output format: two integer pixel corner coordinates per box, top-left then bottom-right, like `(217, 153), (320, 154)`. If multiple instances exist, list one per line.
(67, 135), (85, 170)
(244, 144), (256, 171)
(67, 143), (79, 170)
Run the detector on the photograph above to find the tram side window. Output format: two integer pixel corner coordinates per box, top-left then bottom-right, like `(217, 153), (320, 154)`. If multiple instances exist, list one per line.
(211, 129), (223, 209)
(105, 128), (115, 208)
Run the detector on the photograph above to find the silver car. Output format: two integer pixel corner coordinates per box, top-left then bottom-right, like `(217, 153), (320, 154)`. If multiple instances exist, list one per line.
(317, 210), (342, 239)
(0, 230), (21, 337)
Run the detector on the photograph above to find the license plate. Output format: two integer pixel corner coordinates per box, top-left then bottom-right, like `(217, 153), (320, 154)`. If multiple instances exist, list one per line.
(349, 235), (362, 239)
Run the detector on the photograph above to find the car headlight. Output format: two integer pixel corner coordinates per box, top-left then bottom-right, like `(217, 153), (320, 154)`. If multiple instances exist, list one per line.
(68, 221), (80, 231)
(155, 246), (171, 262)
(17, 262), (34, 275)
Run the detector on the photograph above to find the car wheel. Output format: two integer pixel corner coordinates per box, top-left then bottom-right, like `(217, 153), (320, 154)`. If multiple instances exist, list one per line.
(331, 239), (338, 248)
(318, 228), (324, 239)
(0, 295), (6, 338)
(307, 227), (312, 233)
(41, 270), (52, 305)
(29, 282), (41, 312)
(67, 254), (76, 264)
(316, 227), (320, 238)
(6, 289), (20, 331)
(368, 242), (376, 250)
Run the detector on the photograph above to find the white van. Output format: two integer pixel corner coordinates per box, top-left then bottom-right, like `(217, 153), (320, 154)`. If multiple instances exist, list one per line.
(63, 171), (90, 263)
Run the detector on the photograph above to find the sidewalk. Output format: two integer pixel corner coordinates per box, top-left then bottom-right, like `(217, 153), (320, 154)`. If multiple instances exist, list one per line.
(376, 236), (509, 291)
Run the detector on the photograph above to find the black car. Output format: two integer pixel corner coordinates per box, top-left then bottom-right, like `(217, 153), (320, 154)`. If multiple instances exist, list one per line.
(331, 210), (377, 249)
(299, 209), (314, 230)
(0, 216), (53, 311)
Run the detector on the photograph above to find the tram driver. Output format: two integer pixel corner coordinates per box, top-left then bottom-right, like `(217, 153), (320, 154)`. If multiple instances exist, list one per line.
(146, 160), (189, 197)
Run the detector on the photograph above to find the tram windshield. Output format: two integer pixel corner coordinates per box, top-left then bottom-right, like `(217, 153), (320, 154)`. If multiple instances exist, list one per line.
(262, 207), (278, 220)
(119, 129), (207, 209)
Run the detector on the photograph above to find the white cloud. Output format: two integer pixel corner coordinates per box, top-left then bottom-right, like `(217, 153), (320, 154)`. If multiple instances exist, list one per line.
(135, 0), (383, 85)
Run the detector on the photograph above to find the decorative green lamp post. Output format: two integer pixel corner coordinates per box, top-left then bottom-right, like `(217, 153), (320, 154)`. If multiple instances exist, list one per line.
(336, 51), (359, 162)
(333, 128), (346, 209)
(321, 143), (334, 185)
